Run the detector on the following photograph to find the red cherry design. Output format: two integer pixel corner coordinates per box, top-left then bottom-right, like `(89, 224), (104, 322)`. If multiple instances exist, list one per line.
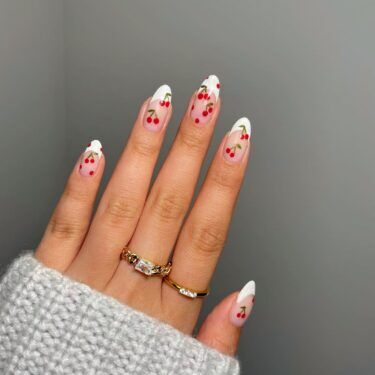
(245, 134), (249, 140)
(203, 93), (208, 99)
(225, 147), (231, 154)
(195, 118), (200, 124)
(230, 152), (235, 158)
(79, 164), (82, 169)
(202, 110), (208, 117)
(89, 171), (94, 176)
(207, 96), (211, 100)
(216, 83), (220, 89)
(146, 117), (152, 123)
(154, 118), (160, 124)
(160, 100), (165, 106)
(236, 313), (241, 318)
(198, 93), (203, 100)
(241, 313), (246, 319)
(165, 102), (170, 107)
(208, 107), (213, 113)
(84, 158), (89, 163)
(90, 158), (94, 163)
(241, 135), (244, 140)
(191, 105), (195, 110)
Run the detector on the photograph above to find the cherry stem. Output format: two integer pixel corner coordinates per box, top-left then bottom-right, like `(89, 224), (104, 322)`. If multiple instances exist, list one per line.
(200, 85), (208, 93)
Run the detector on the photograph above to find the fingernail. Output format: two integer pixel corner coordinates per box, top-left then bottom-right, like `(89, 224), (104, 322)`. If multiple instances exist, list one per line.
(144, 84), (172, 132)
(223, 117), (251, 162)
(229, 280), (256, 327)
(79, 140), (102, 177)
(190, 75), (220, 125)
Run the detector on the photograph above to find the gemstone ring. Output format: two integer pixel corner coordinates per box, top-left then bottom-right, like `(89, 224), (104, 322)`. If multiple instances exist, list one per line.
(121, 247), (172, 277)
(163, 277), (209, 299)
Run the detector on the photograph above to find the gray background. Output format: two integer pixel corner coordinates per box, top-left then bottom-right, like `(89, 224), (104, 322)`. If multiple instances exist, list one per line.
(1, 0), (374, 374)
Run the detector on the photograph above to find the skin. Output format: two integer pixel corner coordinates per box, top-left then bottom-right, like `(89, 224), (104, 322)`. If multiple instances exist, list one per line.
(35, 86), (252, 356)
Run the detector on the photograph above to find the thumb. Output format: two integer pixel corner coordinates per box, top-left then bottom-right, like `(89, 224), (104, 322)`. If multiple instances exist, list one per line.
(196, 280), (256, 356)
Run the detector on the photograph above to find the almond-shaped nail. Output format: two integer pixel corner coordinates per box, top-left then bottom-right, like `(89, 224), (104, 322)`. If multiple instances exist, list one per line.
(79, 140), (102, 177)
(144, 84), (172, 132)
(224, 117), (251, 162)
(229, 280), (256, 327)
(190, 75), (220, 125)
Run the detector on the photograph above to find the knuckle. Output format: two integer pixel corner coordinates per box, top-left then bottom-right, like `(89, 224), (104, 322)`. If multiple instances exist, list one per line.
(103, 195), (141, 225)
(49, 216), (86, 240)
(151, 190), (187, 222)
(63, 182), (91, 204)
(210, 167), (242, 192)
(190, 222), (226, 255)
(178, 127), (206, 154)
(131, 135), (159, 158)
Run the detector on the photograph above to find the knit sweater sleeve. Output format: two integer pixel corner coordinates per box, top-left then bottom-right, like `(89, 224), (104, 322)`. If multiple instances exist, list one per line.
(0, 254), (240, 375)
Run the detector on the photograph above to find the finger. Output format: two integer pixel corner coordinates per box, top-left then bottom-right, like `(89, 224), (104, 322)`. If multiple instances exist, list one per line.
(66, 85), (172, 288)
(163, 118), (251, 330)
(197, 281), (256, 356)
(116, 75), (220, 266)
(35, 140), (105, 271)
(106, 75), (221, 304)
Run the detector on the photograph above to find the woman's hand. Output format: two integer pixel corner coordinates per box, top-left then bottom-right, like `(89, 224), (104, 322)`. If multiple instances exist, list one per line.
(35, 75), (255, 357)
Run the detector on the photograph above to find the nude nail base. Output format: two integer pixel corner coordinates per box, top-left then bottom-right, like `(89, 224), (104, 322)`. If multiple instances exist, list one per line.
(229, 280), (256, 327)
(223, 117), (251, 163)
(79, 140), (102, 177)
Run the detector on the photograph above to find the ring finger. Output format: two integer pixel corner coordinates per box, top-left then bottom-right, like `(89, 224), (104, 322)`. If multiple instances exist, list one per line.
(162, 117), (251, 332)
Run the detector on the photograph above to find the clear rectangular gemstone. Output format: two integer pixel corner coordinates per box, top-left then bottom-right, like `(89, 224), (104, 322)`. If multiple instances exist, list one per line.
(179, 288), (197, 298)
(134, 259), (154, 275)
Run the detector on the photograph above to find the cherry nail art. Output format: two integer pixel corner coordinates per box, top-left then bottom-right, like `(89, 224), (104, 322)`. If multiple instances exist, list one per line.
(79, 140), (102, 177)
(229, 280), (256, 327)
(144, 84), (172, 132)
(224, 117), (251, 162)
(191, 75), (220, 125)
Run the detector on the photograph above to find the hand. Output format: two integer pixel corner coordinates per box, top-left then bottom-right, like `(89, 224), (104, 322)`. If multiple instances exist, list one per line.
(35, 76), (255, 356)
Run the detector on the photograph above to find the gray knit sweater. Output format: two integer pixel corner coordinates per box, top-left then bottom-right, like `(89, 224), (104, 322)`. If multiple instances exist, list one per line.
(0, 254), (240, 374)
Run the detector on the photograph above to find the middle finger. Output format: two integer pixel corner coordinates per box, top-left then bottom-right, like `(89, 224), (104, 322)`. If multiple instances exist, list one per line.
(107, 75), (221, 304)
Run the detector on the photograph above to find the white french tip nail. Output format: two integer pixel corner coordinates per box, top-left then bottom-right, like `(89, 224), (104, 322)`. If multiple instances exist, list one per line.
(201, 74), (220, 99)
(151, 84), (172, 103)
(230, 117), (251, 138)
(86, 140), (103, 158)
(237, 280), (256, 303)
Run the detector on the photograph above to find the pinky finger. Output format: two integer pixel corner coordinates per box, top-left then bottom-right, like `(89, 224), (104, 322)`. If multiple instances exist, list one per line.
(35, 140), (105, 271)
(196, 281), (256, 356)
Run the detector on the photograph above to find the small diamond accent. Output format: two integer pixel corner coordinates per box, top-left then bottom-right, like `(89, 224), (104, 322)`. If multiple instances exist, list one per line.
(134, 259), (154, 275)
(179, 288), (197, 298)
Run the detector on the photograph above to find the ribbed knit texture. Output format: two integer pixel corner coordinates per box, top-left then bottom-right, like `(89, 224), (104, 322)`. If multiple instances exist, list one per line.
(0, 254), (240, 374)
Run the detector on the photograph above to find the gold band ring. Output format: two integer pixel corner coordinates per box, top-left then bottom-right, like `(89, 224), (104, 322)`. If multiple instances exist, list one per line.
(121, 247), (172, 277)
(164, 277), (209, 299)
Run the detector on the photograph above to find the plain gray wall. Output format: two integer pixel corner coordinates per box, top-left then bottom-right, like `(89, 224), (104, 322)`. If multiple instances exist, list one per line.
(1, 1), (375, 374)
(0, 0), (66, 265)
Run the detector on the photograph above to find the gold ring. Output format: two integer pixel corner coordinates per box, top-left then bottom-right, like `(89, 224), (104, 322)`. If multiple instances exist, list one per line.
(164, 277), (209, 299)
(121, 247), (172, 277)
